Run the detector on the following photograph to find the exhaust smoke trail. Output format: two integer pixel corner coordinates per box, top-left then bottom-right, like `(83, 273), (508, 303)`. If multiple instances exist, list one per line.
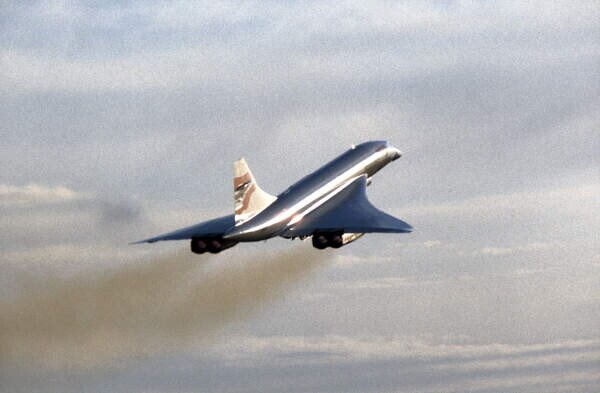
(0, 246), (328, 368)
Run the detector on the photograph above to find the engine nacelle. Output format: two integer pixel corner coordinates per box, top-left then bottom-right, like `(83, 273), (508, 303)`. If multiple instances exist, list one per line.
(191, 238), (209, 254)
(311, 232), (364, 249)
(312, 233), (329, 249)
(191, 237), (238, 254)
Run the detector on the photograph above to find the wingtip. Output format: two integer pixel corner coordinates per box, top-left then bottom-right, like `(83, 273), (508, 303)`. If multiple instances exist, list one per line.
(129, 239), (155, 245)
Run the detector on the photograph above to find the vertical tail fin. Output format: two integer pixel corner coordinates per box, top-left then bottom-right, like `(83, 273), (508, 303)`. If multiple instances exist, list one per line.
(234, 158), (277, 225)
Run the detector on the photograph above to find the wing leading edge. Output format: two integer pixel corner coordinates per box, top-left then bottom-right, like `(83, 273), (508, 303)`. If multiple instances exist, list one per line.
(131, 214), (235, 244)
(281, 175), (412, 237)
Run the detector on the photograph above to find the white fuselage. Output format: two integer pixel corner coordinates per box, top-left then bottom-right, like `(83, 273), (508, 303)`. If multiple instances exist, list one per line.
(224, 141), (401, 241)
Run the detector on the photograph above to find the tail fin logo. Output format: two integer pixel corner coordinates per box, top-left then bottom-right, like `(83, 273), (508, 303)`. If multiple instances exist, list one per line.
(233, 158), (276, 224)
(234, 173), (256, 215)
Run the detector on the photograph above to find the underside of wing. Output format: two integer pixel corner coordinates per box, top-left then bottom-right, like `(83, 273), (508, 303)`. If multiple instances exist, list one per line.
(281, 176), (412, 237)
(131, 214), (235, 244)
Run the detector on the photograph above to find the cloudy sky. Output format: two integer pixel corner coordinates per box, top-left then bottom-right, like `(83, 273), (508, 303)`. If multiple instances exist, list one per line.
(1, 1), (599, 392)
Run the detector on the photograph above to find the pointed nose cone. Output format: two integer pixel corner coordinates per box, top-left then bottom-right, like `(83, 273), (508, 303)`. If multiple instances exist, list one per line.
(387, 144), (402, 161)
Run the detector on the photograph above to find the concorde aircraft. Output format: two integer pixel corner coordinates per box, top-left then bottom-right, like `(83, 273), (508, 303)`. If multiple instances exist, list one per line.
(133, 141), (412, 253)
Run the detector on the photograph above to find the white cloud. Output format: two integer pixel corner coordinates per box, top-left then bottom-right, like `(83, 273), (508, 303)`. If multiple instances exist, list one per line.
(4, 42), (595, 94)
(207, 334), (600, 366)
(194, 334), (600, 392)
(0, 49), (220, 91)
(476, 242), (556, 256)
(0, 45), (453, 92)
(2, 1), (598, 93)
(402, 184), (599, 217)
(140, 0), (600, 37)
(0, 184), (86, 206)
(331, 275), (443, 290)
(332, 253), (396, 268)
(480, 246), (516, 256)
(422, 240), (442, 248)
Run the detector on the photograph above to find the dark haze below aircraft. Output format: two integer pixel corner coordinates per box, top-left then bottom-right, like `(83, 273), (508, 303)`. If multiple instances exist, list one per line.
(134, 141), (412, 253)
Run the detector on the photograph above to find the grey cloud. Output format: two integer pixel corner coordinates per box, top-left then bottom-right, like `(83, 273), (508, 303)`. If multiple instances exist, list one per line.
(4, 336), (599, 393)
(97, 198), (143, 225)
(0, 189), (145, 246)
(2, 59), (597, 205)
